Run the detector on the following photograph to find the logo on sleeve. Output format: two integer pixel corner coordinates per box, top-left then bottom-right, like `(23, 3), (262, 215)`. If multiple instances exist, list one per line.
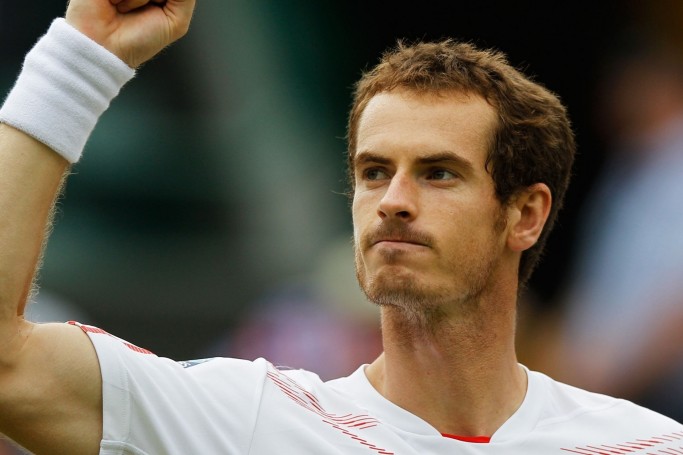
(177, 358), (214, 369)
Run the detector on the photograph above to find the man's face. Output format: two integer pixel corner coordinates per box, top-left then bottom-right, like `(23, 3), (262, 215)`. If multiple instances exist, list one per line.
(352, 90), (509, 314)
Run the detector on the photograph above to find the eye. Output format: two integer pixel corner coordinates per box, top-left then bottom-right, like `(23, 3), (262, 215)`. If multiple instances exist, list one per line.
(363, 167), (389, 180)
(426, 168), (457, 180)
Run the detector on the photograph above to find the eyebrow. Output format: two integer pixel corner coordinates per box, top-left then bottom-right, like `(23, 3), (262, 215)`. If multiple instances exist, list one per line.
(354, 151), (475, 173)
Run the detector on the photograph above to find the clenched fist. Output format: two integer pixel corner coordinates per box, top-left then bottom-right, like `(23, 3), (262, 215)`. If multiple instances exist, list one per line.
(65, 0), (196, 68)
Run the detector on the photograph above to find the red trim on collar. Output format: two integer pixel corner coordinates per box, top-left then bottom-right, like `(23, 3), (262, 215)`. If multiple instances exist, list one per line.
(441, 434), (491, 443)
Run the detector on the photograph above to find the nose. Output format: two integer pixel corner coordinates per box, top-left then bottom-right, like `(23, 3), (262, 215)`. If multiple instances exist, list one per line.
(378, 174), (418, 221)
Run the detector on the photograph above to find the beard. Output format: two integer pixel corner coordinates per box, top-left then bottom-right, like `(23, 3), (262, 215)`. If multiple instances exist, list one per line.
(354, 213), (507, 332)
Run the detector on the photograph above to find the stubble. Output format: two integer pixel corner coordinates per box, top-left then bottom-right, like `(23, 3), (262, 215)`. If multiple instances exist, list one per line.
(354, 211), (507, 336)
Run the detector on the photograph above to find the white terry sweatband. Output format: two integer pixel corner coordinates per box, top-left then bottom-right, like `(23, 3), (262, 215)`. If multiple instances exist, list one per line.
(0, 18), (135, 163)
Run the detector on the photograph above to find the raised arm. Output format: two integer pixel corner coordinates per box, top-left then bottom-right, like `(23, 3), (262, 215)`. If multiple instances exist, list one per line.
(0, 1), (195, 453)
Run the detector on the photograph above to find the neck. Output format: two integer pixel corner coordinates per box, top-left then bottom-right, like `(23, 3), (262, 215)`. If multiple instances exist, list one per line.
(366, 295), (526, 437)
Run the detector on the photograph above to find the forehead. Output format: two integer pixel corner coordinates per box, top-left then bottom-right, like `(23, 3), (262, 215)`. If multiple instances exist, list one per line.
(356, 90), (497, 168)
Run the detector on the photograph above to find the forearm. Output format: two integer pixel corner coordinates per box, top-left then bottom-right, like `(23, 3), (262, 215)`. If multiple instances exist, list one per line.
(0, 1), (195, 329)
(0, 17), (134, 348)
(0, 126), (68, 327)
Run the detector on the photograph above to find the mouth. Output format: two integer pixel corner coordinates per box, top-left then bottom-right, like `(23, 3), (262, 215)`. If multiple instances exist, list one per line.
(373, 238), (427, 247)
(371, 238), (432, 253)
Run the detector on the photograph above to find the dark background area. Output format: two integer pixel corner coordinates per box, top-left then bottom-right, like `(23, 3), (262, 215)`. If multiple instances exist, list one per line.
(0, 1), (638, 359)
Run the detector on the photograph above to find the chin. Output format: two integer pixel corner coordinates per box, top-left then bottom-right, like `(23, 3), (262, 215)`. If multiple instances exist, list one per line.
(359, 268), (447, 310)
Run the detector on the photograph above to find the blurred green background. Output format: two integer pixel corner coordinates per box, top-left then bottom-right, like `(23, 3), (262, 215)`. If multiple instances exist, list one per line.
(0, 0), (666, 359)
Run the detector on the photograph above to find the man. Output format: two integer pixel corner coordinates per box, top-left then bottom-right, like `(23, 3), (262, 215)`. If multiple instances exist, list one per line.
(0, 0), (680, 454)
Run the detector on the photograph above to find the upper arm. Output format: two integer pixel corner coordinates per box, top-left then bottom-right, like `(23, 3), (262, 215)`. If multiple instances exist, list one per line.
(0, 121), (100, 454)
(0, 320), (102, 455)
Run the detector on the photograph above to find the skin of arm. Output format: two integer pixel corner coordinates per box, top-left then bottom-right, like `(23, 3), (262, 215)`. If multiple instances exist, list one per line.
(0, 1), (195, 453)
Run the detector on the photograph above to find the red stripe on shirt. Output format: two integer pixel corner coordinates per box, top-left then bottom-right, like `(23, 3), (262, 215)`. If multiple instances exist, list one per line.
(441, 434), (491, 443)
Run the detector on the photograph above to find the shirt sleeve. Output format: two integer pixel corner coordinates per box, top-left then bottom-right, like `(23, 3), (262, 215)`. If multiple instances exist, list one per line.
(70, 323), (266, 455)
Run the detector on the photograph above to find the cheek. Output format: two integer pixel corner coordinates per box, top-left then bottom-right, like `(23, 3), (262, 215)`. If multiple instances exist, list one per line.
(351, 192), (374, 227)
(351, 197), (366, 248)
(436, 200), (499, 242)
(351, 198), (361, 232)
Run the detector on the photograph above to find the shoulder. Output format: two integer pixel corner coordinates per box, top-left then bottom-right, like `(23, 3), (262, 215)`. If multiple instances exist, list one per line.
(76, 322), (270, 391)
(531, 369), (682, 431)
(78, 323), (336, 452)
(517, 370), (683, 452)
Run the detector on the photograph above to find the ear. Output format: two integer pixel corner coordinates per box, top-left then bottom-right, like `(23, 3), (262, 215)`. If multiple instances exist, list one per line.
(506, 183), (552, 252)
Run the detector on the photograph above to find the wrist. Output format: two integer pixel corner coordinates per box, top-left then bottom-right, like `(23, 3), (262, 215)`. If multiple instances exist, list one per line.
(0, 18), (136, 163)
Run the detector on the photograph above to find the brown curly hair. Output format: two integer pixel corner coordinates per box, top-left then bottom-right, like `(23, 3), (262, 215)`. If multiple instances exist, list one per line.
(347, 39), (576, 287)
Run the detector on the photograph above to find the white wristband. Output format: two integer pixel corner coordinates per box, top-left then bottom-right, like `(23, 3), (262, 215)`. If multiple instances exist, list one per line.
(0, 18), (136, 163)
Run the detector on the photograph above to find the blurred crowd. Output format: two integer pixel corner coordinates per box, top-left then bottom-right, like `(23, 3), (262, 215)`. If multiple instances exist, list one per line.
(520, 0), (683, 423)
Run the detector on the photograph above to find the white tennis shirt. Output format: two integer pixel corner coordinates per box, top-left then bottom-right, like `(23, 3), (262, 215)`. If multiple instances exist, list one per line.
(74, 324), (683, 454)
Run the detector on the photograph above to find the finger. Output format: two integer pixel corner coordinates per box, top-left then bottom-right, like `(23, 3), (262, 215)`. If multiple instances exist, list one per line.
(116, 0), (153, 14)
(162, 0), (197, 39)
